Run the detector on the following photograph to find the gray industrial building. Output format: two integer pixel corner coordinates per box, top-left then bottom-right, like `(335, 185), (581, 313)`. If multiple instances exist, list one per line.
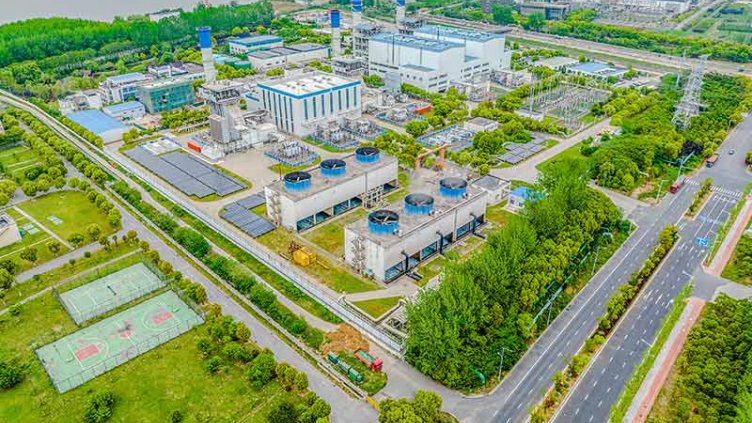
(344, 175), (487, 282)
(264, 147), (398, 232)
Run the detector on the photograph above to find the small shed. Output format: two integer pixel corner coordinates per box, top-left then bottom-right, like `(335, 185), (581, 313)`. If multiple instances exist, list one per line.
(507, 186), (532, 212)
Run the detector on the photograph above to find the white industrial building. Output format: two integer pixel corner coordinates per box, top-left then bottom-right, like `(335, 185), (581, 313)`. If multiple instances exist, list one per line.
(102, 101), (146, 123)
(229, 35), (284, 55)
(58, 90), (103, 115)
(247, 44), (329, 70)
(257, 72), (362, 137)
(265, 147), (398, 232)
(344, 175), (487, 282)
(367, 26), (512, 93)
(98, 72), (151, 105)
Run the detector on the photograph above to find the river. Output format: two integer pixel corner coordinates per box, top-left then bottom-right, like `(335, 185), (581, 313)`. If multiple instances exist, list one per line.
(1, 0), (259, 25)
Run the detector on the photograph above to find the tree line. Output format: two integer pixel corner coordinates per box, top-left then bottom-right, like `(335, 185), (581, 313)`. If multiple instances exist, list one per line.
(405, 159), (623, 390)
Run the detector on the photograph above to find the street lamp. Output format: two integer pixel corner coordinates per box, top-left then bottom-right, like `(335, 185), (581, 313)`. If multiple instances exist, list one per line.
(655, 179), (668, 200)
(498, 347), (511, 380)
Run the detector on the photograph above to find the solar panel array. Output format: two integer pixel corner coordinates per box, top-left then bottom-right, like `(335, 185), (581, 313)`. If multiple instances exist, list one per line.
(220, 195), (275, 238)
(125, 147), (245, 198)
(499, 139), (548, 165)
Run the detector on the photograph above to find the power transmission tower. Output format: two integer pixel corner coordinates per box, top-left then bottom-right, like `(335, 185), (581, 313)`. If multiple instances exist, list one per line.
(672, 54), (707, 130)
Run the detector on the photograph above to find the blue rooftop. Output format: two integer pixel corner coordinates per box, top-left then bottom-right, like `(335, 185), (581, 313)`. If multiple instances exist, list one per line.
(414, 25), (506, 42)
(369, 33), (463, 53)
(570, 62), (612, 73)
(106, 72), (146, 84)
(102, 101), (144, 114)
(510, 186), (532, 199)
(230, 35), (283, 47)
(67, 110), (128, 135)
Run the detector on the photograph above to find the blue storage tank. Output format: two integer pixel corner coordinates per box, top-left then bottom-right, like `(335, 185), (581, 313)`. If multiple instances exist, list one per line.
(355, 146), (380, 164)
(404, 193), (434, 215)
(368, 210), (399, 235)
(439, 177), (468, 199)
(321, 159), (346, 178)
(284, 171), (312, 192)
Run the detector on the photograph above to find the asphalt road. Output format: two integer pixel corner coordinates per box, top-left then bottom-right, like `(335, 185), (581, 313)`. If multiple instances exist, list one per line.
(550, 115), (752, 422)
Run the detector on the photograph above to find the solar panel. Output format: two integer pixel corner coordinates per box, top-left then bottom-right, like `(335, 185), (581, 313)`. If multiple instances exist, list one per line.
(235, 194), (265, 209)
(126, 148), (245, 198)
(220, 200), (274, 238)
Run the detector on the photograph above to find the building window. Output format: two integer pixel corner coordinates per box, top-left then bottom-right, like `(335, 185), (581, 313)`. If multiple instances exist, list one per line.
(320, 95), (325, 116)
(304, 99), (308, 120)
(353, 87), (357, 107)
(313, 96), (317, 118)
(346, 89), (350, 109)
(330, 92), (334, 114)
(338, 91), (342, 111)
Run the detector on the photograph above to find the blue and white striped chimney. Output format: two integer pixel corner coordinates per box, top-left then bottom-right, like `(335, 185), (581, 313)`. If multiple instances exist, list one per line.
(396, 0), (406, 24)
(330, 9), (342, 57)
(197, 26), (217, 83)
(352, 0), (363, 28)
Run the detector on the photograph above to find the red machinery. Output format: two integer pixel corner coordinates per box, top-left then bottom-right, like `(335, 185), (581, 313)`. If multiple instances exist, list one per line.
(354, 349), (383, 372)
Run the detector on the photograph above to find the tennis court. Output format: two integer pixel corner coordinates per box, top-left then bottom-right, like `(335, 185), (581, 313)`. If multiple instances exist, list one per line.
(58, 262), (164, 324)
(36, 291), (204, 393)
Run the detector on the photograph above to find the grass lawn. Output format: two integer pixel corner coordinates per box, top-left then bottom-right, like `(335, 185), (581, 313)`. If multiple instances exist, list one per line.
(303, 137), (357, 153)
(0, 207), (69, 273)
(268, 157), (322, 175)
(303, 209), (367, 257)
(485, 201), (516, 227)
(417, 256), (447, 286)
(0, 242), (138, 308)
(536, 141), (590, 174)
(352, 296), (402, 319)
(251, 203), (267, 217)
(17, 190), (118, 241)
(258, 228), (381, 294)
(0, 292), (297, 423)
(0, 145), (42, 180)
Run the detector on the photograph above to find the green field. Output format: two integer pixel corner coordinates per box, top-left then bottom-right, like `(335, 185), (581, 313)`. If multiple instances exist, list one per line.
(0, 145), (42, 180)
(352, 296), (402, 319)
(17, 190), (118, 241)
(0, 291), (298, 423)
(303, 209), (367, 257)
(258, 228), (381, 294)
(0, 207), (70, 272)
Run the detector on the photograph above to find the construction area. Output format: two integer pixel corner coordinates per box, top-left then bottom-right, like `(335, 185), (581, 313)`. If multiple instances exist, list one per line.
(36, 291), (203, 393)
(579, 0), (693, 29)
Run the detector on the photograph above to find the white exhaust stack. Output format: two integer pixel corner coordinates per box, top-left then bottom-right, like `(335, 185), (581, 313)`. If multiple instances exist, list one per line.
(352, 0), (363, 29)
(396, 0), (406, 25)
(330, 9), (342, 57)
(197, 26), (217, 83)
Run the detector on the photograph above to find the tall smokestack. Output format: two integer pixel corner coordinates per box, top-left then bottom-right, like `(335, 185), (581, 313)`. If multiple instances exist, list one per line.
(396, 0), (406, 25)
(330, 9), (342, 57)
(352, 0), (362, 29)
(197, 26), (217, 83)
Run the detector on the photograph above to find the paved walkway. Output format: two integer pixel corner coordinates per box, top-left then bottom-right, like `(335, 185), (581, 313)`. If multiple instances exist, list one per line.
(15, 231), (125, 284)
(707, 195), (752, 275)
(590, 182), (649, 217)
(625, 297), (705, 423)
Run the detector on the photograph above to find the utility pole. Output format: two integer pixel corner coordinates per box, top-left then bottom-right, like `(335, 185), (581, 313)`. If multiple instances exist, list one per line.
(498, 347), (511, 380)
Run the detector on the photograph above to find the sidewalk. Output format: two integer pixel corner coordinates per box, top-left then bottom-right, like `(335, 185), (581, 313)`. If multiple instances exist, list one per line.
(625, 297), (705, 423)
(707, 195), (752, 275)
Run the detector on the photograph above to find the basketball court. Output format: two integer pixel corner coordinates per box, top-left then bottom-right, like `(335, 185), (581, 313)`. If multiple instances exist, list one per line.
(58, 262), (164, 324)
(36, 291), (203, 393)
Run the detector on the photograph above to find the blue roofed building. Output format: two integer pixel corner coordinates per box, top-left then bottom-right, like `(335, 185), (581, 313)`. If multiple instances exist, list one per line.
(67, 110), (129, 144)
(507, 186), (534, 212)
(247, 43), (329, 70)
(567, 62), (629, 80)
(229, 35), (284, 55)
(102, 101), (146, 123)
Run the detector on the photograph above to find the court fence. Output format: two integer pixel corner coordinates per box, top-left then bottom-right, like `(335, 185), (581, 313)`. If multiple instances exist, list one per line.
(36, 313), (204, 393)
(54, 282), (165, 325)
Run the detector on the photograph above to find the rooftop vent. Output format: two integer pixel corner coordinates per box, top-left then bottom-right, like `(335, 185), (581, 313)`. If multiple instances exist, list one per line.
(284, 171), (312, 192)
(439, 177), (468, 199)
(404, 193), (434, 215)
(368, 210), (400, 235)
(321, 159), (346, 177)
(355, 146), (380, 164)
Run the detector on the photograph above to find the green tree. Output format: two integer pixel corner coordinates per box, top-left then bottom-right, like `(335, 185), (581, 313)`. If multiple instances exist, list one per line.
(267, 400), (297, 423)
(405, 120), (429, 137)
(0, 361), (23, 389)
(19, 246), (38, 264)
(83, 391), (116, 423)
(46, 239), (62, 255)
(86, 223), (102, 242)
(491, 5), (515, 25)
